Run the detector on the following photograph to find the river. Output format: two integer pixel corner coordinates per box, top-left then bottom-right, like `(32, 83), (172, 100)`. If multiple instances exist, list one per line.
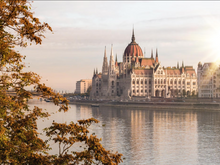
(28, 99), (220, 165)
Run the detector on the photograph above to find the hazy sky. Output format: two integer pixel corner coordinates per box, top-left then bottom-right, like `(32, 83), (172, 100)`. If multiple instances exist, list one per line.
(16, 1), (220, 92)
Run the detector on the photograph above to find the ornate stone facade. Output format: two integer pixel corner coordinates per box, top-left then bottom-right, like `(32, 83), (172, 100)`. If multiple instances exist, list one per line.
(197, 62), (220, 98)
(90, 30), (197, 100)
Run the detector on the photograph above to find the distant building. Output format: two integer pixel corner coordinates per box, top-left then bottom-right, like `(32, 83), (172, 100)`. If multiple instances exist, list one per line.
(90, 29), (197, 100)
(197, 62), (220, 98)
(75, 79), (92, 94)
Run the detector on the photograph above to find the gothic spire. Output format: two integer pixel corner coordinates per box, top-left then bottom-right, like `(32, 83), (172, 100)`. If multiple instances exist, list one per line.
(102, 46), (108, 74)
(151, 49), (153, 58)
(132, 26), (135, 43)
(115, 54), (117, 62)
(182, 61), (184, 68)
(93, 68), (95, 76)
(104, 46), (107, 57)
(110, 44), (113, 56)
(155, 48), (158, 63)
(177, 62), (179, 69)
(96, 68), (98, 74)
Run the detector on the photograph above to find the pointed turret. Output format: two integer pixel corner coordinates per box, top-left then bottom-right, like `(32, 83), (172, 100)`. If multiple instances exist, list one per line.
(102, 46), (109, 75)
(96, 68), (98, 74)
(109, 44), (115, 74)
(131, 26), (135, 43)
(93, 68), (95, 76)
(115, 54), (118, 67)
(177, 62), (179, 69)
(151, 49), (153, 58)
(181, 61), (184, 73)
(155, 48), (158, 63)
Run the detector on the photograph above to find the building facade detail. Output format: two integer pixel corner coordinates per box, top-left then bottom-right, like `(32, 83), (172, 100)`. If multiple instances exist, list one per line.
(91, 30), (197, 100)
(75, 79), (92, 94)
(197, 62), (220, 98)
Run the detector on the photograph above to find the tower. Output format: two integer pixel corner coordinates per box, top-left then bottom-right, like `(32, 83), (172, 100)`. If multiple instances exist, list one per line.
(102, 46), (108, 75)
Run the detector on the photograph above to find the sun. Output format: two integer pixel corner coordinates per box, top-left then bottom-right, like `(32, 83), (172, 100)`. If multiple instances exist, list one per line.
(208, 30), (220, 62)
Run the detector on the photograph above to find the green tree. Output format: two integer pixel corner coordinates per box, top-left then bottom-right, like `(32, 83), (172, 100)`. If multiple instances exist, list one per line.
(0, 0), (122, 164)
(87, 85), (92, 95)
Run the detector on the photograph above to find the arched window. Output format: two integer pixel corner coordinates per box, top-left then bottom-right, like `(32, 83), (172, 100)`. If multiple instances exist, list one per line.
(145, 79), (147, 84)
(161, 79), (163, 84)
(179, 80), (181, 84)
(137, 80), (139, 84)
(170, 79), (173, 84)
(112, 81), (114, 86)
(133, 80), (135, 84)
(174, 80), (177, 84)
(158, 79), (160, 84)
(164, 79), (166, 84)
(155, 80), (157, 84)
(141, 80), (143, 84)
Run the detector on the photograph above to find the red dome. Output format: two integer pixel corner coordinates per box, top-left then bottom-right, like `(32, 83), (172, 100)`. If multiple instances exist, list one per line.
(123, 30), (143, 58)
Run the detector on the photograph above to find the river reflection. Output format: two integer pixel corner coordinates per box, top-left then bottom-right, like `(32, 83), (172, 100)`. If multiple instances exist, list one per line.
(29, 99), (220, 165)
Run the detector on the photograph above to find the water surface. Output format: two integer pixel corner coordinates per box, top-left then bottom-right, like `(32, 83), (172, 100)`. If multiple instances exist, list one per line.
(29, 99), (220, 165)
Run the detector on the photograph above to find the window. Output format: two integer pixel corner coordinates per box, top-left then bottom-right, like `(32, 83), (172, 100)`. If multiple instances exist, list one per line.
(174, 80), (177, 84)
(179, 80), (181, 84)
(155, 80), (157, 84)
(145, 80), (147, 84)
(161, 79), (163, 84)
(193, 82), (196, 85)
(133, 80), (135, 84)
(164, 79), (166, 84)
(187, 82), (190, 85)
(112, 81), (114, 86)
(137, 80), (139, 84)
(137, 90), (139, 93)
(141, 90), (143, 93)
(149, 80), (151, 84)
(133, 90), (135, 93)
(141, 80), (143, 84)
(170, 79), (173, 84)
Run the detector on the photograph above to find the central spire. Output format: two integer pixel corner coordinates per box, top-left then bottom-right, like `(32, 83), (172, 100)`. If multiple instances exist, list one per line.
(132, 26), (135, 43)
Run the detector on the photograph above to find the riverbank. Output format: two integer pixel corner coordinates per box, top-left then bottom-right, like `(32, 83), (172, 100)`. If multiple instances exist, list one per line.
(69, 100), (220, 111)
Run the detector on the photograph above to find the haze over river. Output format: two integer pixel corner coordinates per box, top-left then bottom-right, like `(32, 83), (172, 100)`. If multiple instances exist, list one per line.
(29, 99), (220, 165)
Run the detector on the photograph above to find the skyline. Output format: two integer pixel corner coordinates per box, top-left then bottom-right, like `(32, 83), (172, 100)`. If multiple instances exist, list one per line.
(16, 1), (220, 92)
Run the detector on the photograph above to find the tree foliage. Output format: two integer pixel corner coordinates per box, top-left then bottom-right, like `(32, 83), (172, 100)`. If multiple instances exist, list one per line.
(0, 0), (122, 164)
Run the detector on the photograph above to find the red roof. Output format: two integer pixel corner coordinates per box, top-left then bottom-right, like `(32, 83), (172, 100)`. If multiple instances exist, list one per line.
(140, 58), (155, 66)
(134, 69), (153, 75)
(166, 69), (181, 75)
(124, 42), (143, 58)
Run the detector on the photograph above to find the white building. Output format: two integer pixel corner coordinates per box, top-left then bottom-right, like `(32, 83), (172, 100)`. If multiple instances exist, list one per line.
(75, 79), (92, 94)
(197, 62), (220, 98)
(90, 30), (197, 100)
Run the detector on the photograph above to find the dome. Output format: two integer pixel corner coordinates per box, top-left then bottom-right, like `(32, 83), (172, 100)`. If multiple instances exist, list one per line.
(123, 30), (143, 58)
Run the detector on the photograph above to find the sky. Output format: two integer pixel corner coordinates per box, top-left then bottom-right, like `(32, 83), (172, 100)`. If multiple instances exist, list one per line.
(16, 1), (220, 93)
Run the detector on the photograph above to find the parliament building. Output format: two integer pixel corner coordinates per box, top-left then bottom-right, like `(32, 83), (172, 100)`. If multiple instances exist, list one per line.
(90, 30), (197, 100)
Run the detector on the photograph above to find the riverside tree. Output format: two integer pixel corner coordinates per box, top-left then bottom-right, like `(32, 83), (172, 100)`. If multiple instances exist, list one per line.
(0, 0), (122, 164)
